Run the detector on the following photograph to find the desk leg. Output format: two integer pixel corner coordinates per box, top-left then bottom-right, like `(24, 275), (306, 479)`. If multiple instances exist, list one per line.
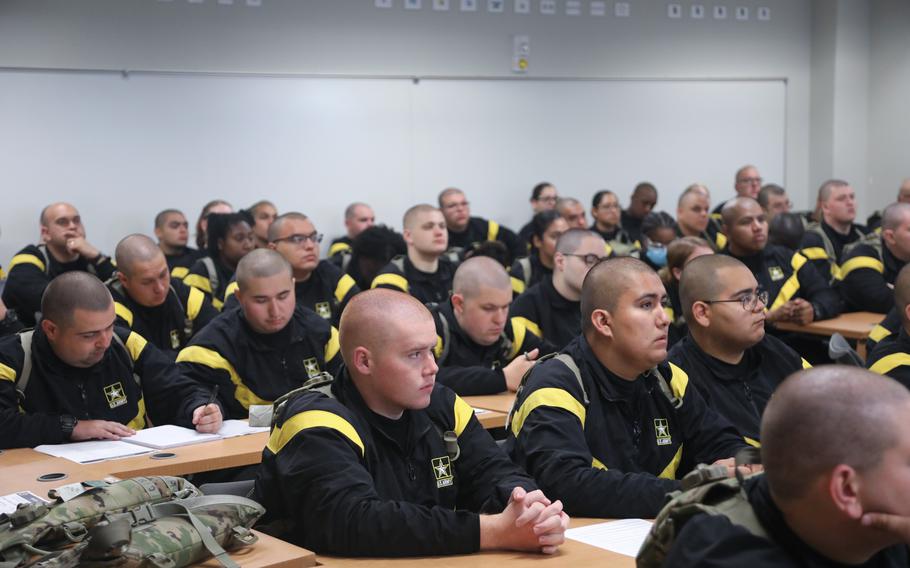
(857, 339), (867, 362)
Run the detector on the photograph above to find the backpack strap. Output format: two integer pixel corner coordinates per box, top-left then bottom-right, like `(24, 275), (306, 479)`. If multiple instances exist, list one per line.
(201, 256), (219, 297)
(518, 256), (532, 286)
(36, 245), (52, 275)
(16, 329), (36, 396)
(434, 308), (452, 366)
(391, 255), (406, 273)
(650, 366), (683, 409)
(506, 352), (588, 432)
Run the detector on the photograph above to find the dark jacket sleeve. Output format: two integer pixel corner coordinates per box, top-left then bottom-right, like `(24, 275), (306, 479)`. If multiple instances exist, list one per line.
(130, 332), (217, 428)
(1, 247), (51, 326)
(190, 295), (219, 335)
(258, 404), (482, 557)
(795, 256), (841, 320)
(509, 296), (558, 354)
(509, 363), (680, 518)
(0, 338), (67, 448)
(798, 230), (833, 283)
(839, 264), (893, 313)
(497, 226), (526, 262)
(436, 366), (507, 396)
(661, 514), (795, 568)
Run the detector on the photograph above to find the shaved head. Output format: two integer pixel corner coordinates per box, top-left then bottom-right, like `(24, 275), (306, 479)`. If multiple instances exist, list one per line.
(721, 196), (761, 226)
(437, 188), (464, 209)
(235, 249), (292, 291)
(679, 254), (748, 321)
(267, 212), (309, 243)
(556, 228), (603, 255)
(339, 288), (433, 365)
(115, 234), (165, 277)
(882, 202), (910, 232)
(41, 272), (113, 329)
(40, 202), (77, 226)
(581, 257), (655, 332)
(762, 366), (910, 502)
(452, 256), (511, 299)
(403, 204), (439, 230)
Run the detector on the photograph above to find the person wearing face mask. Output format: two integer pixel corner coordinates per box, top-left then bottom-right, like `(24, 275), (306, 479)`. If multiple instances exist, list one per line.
(509, 211), (569, 295)
(640, 211), (678, 271)
(183, 212), (255, 311)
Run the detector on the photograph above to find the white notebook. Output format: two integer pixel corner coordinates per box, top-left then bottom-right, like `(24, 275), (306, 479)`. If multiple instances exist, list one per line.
(34, 440), (153, 464)
(124, 424), (222, 449)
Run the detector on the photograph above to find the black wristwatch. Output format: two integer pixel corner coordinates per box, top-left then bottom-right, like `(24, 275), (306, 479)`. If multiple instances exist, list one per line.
(60, 414), (78, 440)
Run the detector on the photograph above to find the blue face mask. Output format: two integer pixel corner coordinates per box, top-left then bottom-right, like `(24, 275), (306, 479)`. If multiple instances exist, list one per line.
(645, 246), (668, 267)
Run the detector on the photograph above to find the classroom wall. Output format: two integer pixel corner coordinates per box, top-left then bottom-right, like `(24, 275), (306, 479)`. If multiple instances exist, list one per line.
(0, 0), (814, 261)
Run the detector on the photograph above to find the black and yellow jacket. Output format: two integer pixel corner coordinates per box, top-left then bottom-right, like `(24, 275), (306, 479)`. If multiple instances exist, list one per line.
(722, 244), (841, 321)
(508, 253), (552, 296)
(446, 217), (525, 262)
(506, 335), (747, 518)
(183, 256), (235, 311)
(510, 275), (580, 352)
(164, 247), (204, 280)
(177, 305), (342, 419)
(867, 327), (910, 391)
(430, 300), (548, 396)
(668, 334), (810, 445)
(109, 278), (217, 359)
(676, 222), (727, 252)
(837, 233), (906, 314)
(798, 220), (868, 283)
(1, 244), (116, 327)
(254, 368), (537, 556)
(0, 326), (212, 449)
(223, 260), (359, 327)
(326, 235), (353, 268)
(868, 308), (900, 354)
(591, 224), (640, 257)
(665, 281), (686, 347)
(371, 255), (458, 306)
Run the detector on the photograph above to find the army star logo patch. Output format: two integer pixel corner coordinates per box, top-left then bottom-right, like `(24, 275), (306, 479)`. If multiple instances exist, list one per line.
(654, 418), (672, 446)
(432, 456), (454, 488)
(769, 266), (785, 281)
(104, 382), (128, 409)
(315, 302), (332, 319)
(170, 329), (180, 350)
(303, 358), (321, 377)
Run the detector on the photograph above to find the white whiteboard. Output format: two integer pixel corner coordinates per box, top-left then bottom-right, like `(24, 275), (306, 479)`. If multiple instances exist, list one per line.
(0, 71), (785, 266)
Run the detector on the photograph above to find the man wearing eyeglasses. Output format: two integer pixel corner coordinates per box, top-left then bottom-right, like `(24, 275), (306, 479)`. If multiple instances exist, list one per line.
(178, 250), (343, 420)
(439, 188), (525, 263)
(720, 197), (840, 328)
(429, 257), (548, 396)
(222, 212), (359, 327)
(511, 229), (607, 352)
(712, 164), (764, 216)
(668, 255), (810, 445)
(800, 180), (869, 284)
(507, 257), (749, 519)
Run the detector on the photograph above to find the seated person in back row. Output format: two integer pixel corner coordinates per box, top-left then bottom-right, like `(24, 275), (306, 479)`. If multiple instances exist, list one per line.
(509, 210), (569, 294)
(431, 257), (546, 396)
(507, 257), (749, 518)
(110, 235), (218, 359)
(255, 289), (569, 557)
(3, 202), (116, 327)
(184, 212), (254, 311)
(178, 249), (342, 420)
(372, 204), (458, 305)
(867, 264), (910, 390)
(328, 202), (375, 268)
(668, 255), (809, 445)
(223, 212), (359, 327)
(800, 179), (868, 283)
(154, 208), (204, 280)
(439, 188), (525, 262)
(0, 272), (222, 449)
(511, 229), (607, 352)
(665, 366), (910, 567)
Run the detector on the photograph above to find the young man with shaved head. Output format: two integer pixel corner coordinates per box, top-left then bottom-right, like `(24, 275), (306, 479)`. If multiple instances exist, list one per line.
(439, 188), (525, 262)
(508, 257), (748, 518)
(328, 202), (375, 267)
(676, 184), (726, 251)
(621, 182), (658, 243)
(431, 257), (547, 396)
(177, 249), (342, 419)
(668, 255), (809, 445)
(223, 212), (360, 326)
(720, 197), (840, 327)
(109, 234), (217, 358)
(372, 204), (458, 305)
(800, 179), (868, 283)
(154, 208), (203, 279)
(511, 229), (607, 351)
(254, 288), (569, 557)
(867, 264), (910, 389)
(0, 272), (221, 449)
(839, 202), (910, 313)
(3, 202), (116, 327)
(664, 366), (910, 566)
(555, 197), (587, 230)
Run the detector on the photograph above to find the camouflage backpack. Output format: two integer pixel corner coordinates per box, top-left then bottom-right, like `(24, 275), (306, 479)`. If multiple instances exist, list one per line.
(636, 448), (767, 568)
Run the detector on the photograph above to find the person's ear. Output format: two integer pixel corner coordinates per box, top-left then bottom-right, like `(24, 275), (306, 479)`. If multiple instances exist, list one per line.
(402, 228), (413, 246)
(829, 464), (864, 520)
(117, 270), (129, 288)
(590, 308), (613, 339)
(672, 266), (683, 281)
(691, 301), (711, 327)
(351, 346), (372, 376)
(532, 235), (543, 250)
(883, 229), (896, 248)
(267, 242), (278, 251)
(554, 252), (567, 272)
(451, 293), (465, 314)
(41, 319), (57, 340)
(217, 237), (226, 252)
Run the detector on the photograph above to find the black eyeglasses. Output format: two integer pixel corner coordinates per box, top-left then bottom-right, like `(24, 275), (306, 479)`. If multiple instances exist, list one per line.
(564, 253), (607, 267)
(703, 290), (769, 311)
(272, 232), (323, 246)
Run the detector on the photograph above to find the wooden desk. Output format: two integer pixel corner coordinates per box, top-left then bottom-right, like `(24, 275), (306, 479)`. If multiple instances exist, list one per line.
(106, 432), (269, 478)
(776, 311), (884, 359)
(200, 532), (315, 567)
(317, 518), (635, 567)
(464, 392), (516, 415)
(474, 409), (507, 429)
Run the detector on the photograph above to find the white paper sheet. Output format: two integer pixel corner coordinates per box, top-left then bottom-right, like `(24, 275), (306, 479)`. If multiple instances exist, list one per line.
(124, 424), (221, 449)
(218, 419), (270, 438)
(34, 440), (152, 464)
(565, 519), (653, 557)
(0, 491), (50, 515)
